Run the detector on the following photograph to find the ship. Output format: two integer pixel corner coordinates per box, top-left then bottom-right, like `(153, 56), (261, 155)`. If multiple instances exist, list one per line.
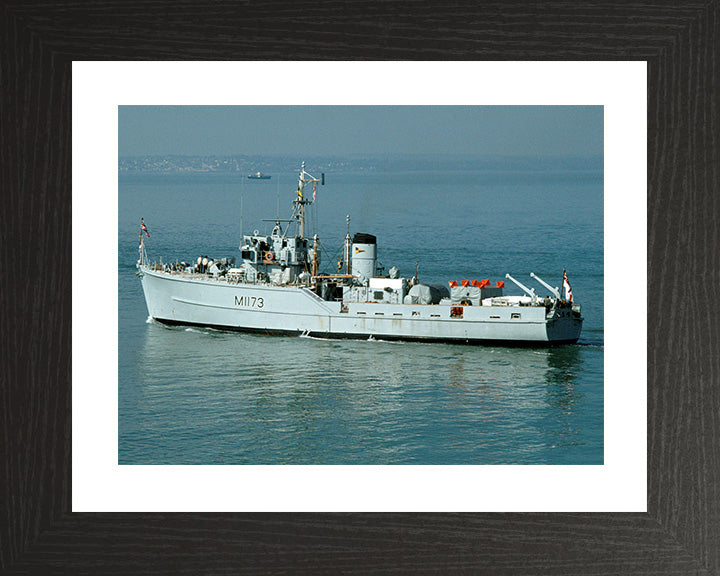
(137, 163), (583, 345)
(247, 171), (271, 179)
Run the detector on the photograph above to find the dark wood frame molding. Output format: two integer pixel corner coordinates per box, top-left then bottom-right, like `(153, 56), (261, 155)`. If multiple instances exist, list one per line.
(1, 2), (718, 574)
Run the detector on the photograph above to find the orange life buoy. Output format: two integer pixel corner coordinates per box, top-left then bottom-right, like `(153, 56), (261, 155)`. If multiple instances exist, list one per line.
(264, 251), (274, 263)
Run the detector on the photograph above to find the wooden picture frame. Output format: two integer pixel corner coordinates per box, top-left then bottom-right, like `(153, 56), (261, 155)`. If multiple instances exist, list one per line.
(2, 2), (717, 573)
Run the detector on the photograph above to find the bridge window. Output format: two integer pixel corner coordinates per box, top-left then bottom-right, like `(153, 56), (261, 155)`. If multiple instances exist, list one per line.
(241, 250), (255, 263)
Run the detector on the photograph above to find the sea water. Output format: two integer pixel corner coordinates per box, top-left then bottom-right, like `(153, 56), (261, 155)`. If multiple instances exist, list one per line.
(118, 165), (603, 464)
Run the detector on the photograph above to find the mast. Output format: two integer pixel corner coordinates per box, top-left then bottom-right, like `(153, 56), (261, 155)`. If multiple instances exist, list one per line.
(344, 214), (351, 275)
(293, 161), (323, 239)
(312, 234), (319, 277)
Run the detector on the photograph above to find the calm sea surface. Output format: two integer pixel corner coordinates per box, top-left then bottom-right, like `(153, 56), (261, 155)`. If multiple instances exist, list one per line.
(119, 166), (603, 465)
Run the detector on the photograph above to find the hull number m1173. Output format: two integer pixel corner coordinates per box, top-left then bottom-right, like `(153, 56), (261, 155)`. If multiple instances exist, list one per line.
(235, 295), (264, 308)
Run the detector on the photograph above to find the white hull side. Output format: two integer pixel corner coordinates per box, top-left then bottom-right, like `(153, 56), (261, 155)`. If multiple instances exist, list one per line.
(139, 268), (582, 343)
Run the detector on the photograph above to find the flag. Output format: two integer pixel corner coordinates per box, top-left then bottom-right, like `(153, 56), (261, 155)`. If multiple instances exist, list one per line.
(141, 218), (150, 238)
(312, 182), (317, 202)
(563, 269), (573, 303)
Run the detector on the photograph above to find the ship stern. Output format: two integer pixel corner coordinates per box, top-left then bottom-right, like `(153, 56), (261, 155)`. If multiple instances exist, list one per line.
(545, 307), (583, 343)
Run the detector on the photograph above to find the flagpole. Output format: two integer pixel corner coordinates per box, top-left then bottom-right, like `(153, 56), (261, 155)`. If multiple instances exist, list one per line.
(239, 175), (244, 247)
(139, 218), (148, 267)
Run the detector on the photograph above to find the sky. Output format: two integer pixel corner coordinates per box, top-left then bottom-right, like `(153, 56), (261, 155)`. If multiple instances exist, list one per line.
(118, 105), (603, 158)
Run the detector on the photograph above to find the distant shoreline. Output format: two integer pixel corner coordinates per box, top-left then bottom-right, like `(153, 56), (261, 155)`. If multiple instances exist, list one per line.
(118, 153), (603, 175)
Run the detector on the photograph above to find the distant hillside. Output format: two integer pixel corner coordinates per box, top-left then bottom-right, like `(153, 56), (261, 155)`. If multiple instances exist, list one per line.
(118, 154), (603, 174)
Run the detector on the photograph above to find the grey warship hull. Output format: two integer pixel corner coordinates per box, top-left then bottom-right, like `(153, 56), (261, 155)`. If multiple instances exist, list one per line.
(139, 267), (582, 345)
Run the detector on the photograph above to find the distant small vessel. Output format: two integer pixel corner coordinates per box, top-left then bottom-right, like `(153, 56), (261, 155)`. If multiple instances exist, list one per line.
(248, 172), (271, 179)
